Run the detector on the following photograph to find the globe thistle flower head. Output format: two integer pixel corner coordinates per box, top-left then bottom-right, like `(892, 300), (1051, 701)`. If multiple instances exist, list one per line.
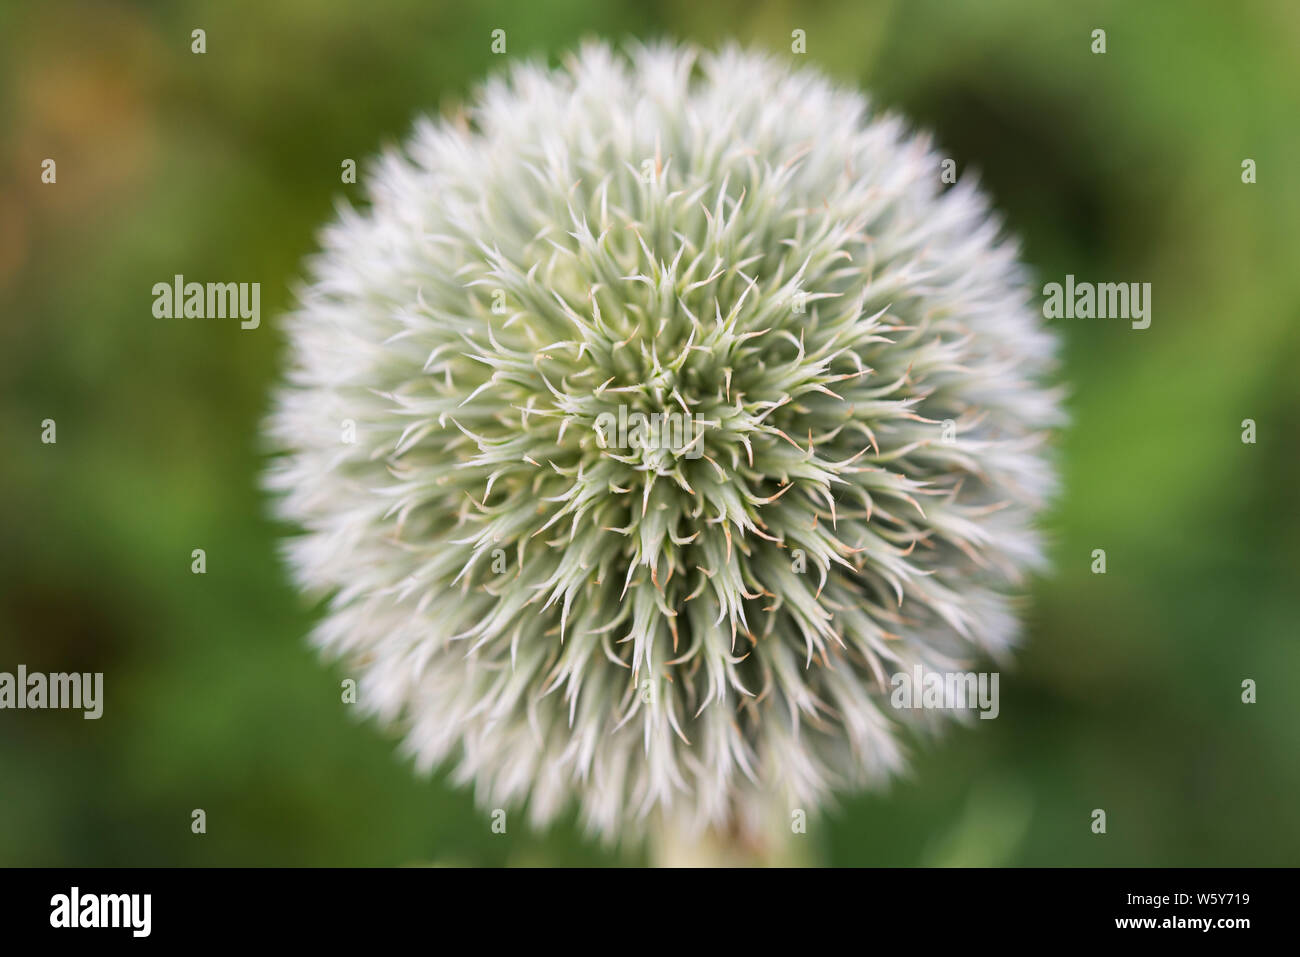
(266, 42), (1063, 844)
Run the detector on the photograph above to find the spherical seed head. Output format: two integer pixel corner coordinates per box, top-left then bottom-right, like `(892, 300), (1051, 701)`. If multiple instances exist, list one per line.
(266, 42), (1064, 842)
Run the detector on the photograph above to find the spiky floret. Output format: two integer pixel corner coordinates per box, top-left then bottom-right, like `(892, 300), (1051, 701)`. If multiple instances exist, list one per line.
(266, 42), (1063, 841)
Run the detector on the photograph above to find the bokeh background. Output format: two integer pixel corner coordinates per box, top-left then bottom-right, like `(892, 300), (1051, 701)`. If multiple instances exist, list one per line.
(3, 0), (1298, 866)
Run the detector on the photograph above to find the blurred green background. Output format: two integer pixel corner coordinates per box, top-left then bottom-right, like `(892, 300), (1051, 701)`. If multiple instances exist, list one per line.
(2, 0), (1298, 866)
